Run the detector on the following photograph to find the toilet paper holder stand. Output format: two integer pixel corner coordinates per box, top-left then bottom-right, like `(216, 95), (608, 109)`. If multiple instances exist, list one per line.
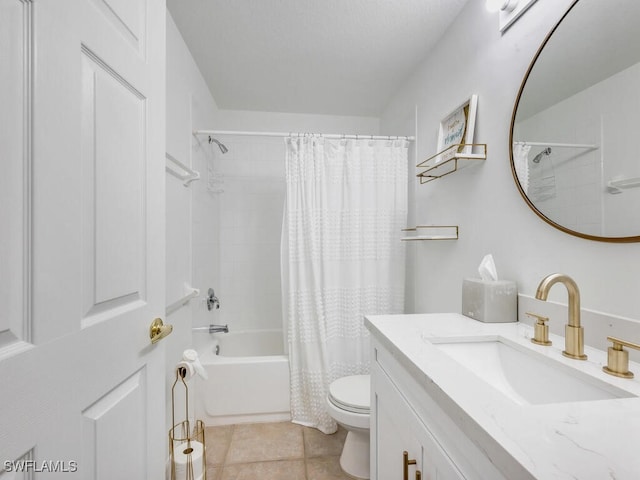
(169, 367), (207, 480)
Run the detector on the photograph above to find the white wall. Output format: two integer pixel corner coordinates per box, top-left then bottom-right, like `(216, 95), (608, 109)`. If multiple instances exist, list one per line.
(193, 131), (284, 333)
(381, 1), (640, 333)
(165, 13), (221, 429)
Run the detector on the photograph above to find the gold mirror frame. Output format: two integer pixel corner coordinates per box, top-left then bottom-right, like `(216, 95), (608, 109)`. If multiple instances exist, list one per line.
(509, 0), (640, 243)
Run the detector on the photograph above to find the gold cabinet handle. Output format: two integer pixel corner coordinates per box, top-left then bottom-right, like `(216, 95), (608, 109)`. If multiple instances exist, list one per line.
(403, 451), (417, 480)
(416, 470), (422, 480)
(150, 318), (173, 344)
(603, 336), (640, 379)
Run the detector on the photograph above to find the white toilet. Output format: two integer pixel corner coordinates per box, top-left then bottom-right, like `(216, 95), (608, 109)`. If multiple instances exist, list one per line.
(326, 374), (371, 479)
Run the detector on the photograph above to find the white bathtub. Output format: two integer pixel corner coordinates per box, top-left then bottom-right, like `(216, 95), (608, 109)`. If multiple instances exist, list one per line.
(194, 329), (291, 426)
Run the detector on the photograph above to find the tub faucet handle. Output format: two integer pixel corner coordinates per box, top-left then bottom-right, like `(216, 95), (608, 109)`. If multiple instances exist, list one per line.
(207, 288), (220, 311)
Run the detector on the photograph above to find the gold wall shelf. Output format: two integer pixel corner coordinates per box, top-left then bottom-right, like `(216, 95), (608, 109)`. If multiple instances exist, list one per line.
(401, 225), (459, 241)
(417, 143), (487, 184)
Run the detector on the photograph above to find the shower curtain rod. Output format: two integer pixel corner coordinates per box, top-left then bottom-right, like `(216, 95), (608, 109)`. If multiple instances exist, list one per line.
(514, 141), (598, 149)
(193, 129), (415, 141)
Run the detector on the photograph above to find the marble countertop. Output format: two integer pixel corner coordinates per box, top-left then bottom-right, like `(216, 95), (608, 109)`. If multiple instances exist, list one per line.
(365, 313), (640, 480)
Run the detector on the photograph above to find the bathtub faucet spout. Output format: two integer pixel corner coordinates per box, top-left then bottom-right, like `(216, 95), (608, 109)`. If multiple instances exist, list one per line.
(209, 324), (229, 334)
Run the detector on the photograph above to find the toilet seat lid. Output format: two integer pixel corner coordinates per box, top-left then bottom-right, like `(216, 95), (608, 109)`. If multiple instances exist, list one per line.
(328, 375), (370, 414)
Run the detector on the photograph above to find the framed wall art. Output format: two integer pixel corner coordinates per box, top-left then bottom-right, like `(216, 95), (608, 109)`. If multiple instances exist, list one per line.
(436, 94), (478, 163)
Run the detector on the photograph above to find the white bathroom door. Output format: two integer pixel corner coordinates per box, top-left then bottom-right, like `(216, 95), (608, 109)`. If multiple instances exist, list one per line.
(0, 1), (166, 479)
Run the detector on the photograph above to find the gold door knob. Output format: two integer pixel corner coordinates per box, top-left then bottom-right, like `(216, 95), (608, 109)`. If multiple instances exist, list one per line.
(403, 451), (417, 480)
(150, 318), (173, 344)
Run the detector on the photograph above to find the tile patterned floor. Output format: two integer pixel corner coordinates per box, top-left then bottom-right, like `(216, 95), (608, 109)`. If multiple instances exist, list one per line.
(204, 421), (353, 480)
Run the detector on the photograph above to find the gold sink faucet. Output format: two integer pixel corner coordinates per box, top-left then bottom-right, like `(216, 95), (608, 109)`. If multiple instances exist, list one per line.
(534, 273), (587, 360)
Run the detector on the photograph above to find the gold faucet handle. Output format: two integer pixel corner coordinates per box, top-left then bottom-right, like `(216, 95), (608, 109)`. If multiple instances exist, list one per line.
(603, 336), (640, 379)
(526, 312), (552, 346)
(526, 312), (549, 322)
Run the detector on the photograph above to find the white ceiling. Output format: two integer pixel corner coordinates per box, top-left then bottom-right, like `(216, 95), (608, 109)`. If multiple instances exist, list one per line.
(167, 0), (469, 117)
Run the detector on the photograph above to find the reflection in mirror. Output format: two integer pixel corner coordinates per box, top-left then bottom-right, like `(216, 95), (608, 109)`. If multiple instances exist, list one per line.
(510, 0), (640, 242)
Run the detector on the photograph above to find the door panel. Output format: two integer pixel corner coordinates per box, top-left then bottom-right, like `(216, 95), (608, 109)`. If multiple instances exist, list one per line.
(0, 0), (30, 350)
(4, 450), (35, 480)
(82, 369), (148, 479)
(0, 0), (166, 478)
(88, 0), (146, 55)
(81, 46), (146, 320)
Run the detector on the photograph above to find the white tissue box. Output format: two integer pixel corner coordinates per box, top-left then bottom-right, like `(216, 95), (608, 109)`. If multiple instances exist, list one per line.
(462, 278), (517, 323)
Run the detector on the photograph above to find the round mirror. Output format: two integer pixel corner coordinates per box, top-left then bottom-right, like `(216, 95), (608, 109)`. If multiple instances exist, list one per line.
(510, 0), (640, 242)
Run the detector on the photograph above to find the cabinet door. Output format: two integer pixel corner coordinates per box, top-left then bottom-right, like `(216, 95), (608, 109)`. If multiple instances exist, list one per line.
(372, 363), (465, 480)
(373, 367), (423, 479)
(422, 430), (464, 480)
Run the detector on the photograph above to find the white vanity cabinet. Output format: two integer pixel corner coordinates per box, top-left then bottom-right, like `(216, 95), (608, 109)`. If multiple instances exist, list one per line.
(367, 313), (640, 479)
(373, 358), (463, 480)
(371, 337), (508, 480)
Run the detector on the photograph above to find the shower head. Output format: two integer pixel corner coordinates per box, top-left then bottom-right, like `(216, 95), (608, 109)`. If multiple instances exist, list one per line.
(208, 136), (229, 154)
(532, 147), (552, 163)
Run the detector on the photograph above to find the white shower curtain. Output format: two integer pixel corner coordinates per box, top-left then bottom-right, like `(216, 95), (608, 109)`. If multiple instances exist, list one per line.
(282, 136), (408, 433)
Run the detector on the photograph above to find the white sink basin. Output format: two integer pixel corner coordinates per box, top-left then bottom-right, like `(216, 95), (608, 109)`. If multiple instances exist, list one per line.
(429, 336), (636, 405)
